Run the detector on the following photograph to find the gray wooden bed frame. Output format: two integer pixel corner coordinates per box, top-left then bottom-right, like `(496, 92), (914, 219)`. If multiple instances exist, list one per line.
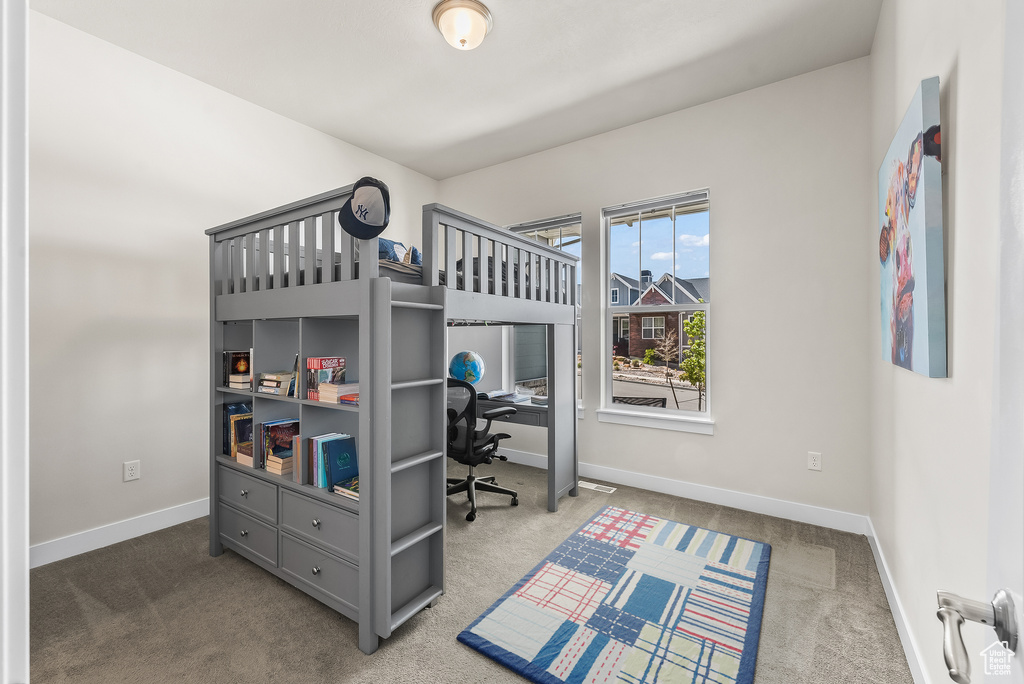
(206, 184), (579, 654)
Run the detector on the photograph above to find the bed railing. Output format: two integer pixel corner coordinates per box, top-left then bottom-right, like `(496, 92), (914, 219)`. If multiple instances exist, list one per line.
(421, 204), (579, 307)
(205, 184), (378, 296)
(206, 189), (579, 309)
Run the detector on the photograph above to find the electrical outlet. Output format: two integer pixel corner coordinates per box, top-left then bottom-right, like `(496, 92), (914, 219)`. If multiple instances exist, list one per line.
(807, 452), (822, 471)
(123, 460), (141, 482)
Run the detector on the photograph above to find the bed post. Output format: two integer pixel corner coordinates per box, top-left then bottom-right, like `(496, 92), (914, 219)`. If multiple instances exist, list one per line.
(422, 206), (441, 287)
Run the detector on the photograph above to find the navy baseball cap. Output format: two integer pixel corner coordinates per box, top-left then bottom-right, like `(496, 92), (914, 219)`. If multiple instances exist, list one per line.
(339, 176), (391, 240)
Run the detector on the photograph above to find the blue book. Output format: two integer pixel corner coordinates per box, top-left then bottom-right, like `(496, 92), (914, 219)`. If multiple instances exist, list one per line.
(323, 434), (358, 488)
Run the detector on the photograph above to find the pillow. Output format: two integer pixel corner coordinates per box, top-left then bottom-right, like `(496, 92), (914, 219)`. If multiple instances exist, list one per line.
(410, 246), (422, 265)
(378, 237), (406, 262)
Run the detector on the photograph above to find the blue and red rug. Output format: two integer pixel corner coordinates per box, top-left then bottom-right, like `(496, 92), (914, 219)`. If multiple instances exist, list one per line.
(458, 506), (771, 683)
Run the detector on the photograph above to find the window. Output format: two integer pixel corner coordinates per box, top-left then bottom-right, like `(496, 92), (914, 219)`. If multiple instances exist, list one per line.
(603, 190), (710, 418)
(507, 214), (582, 399)
(642, 316), (665, 339)
(611, 288), (619, 304)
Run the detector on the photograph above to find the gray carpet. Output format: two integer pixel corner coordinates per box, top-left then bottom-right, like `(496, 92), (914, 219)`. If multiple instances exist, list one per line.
(31, 462), (913, 683)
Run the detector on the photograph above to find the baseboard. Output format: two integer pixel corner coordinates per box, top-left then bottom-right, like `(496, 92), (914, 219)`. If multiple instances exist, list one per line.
(500, 448), (927, 681)
(30, 498), (209, 568)
(500, 449), (868, 534)
(866, 518), (928, 684)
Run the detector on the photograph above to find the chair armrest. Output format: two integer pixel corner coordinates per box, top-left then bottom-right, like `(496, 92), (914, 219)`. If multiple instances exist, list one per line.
(482, 406), (518, 420)
(478, 406), (517, 437)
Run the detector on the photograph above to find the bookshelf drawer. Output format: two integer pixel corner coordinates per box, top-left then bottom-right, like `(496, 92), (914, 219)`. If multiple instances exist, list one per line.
(280, 533), (357, 610)
(219, 504), (278, 567)
(280, 490), (358, 563)
(219, 466), (277, 524)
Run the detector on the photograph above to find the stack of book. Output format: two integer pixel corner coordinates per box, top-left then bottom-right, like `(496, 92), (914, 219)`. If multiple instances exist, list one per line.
(223, 350), (252, 391)
(259, 418), (299, 469)
(266, 453), (293, 476)
(333, 476), (359, 501)
(257, 371), (295, 396)
(530, 395), (548, 406)
(318, 382), (359, 405)
(306, 357), (346, 401)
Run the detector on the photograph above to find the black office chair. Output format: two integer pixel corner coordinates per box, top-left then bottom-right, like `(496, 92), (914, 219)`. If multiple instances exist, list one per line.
(446, 378), (519, 522)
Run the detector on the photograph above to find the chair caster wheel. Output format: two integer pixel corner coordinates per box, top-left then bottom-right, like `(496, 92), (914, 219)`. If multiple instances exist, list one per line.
(511, 497), (519, 506)
(466, 512), (476, 522)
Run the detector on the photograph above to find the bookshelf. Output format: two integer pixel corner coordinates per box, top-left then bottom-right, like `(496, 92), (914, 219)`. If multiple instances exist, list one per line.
(209, 276), (446, 655)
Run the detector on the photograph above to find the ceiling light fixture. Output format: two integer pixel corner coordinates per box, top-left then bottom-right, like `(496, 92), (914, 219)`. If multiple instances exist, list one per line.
(432, 0), (492, 50)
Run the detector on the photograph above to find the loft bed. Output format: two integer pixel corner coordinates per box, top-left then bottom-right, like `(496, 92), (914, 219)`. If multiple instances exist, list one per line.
(205, 184), (579, 655)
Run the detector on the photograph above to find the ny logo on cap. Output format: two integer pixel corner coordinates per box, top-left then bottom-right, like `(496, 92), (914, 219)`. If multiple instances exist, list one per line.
(355, 204), (369, 221)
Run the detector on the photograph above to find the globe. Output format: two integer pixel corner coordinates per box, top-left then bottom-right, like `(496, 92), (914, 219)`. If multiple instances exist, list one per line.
(449, 350), (485, 385)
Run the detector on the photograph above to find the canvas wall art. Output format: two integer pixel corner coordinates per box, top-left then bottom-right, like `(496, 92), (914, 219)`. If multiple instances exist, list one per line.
(878, 76), (946, 377)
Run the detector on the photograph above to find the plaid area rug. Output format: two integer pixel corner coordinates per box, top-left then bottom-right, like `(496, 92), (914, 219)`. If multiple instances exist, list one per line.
(457, 506), (771, 684)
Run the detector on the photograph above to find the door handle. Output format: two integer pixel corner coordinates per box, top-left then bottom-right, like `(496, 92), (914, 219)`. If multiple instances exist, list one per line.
(936, 589), (1018, 683)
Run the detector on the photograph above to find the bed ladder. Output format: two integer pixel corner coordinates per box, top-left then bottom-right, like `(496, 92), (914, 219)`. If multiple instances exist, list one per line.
(362, 278), (447, 651)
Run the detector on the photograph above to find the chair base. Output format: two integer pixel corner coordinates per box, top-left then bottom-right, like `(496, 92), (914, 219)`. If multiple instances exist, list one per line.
(447, 466), (518, 522)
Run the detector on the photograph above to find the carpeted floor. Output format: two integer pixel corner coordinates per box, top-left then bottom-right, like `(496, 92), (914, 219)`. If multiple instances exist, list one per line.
(30, 461), (914, 683)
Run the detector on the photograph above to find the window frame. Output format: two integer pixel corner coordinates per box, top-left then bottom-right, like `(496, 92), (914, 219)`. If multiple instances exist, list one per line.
(600, 189), (712, 433)
(610, 288), (619, 304)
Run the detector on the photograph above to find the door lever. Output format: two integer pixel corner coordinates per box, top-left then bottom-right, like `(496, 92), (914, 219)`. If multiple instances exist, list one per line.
(936, 589), (1018, 683)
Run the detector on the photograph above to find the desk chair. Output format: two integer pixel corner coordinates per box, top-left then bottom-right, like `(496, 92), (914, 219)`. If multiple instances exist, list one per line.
(446, 378), (519, 522)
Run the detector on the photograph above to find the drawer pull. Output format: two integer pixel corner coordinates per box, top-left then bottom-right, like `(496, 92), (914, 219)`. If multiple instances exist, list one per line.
(240, 489), (249, 498)
(312, 518), (321, 529)
(240, 530), (249, 537)
(312, 566), (321, 576)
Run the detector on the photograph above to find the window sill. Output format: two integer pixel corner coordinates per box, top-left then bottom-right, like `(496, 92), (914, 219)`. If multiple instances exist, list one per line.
(595, 408), (714, 435)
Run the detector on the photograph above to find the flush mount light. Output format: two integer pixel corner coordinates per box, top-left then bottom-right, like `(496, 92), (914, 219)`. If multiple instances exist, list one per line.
(432, 0), (492, 50)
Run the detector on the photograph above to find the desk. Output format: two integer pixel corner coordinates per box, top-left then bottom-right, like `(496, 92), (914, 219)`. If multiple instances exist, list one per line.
(477, 399), (548, 427)
(474, 394), (576, 512)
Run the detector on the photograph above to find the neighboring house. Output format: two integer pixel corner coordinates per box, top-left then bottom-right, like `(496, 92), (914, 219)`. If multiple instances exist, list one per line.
(611, 270), (710, 362)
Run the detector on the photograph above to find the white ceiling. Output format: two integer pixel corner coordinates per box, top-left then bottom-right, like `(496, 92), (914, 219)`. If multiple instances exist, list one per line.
(31, 0), (881, 180)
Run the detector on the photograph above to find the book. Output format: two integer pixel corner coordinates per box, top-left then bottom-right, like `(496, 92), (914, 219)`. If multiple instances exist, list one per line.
(309, 432), (342, 487)
(261, 370), (293, 381)
(266, 462), (293, 476)
(223, 350), (251, 387)
(267, 454), (293, 467)
(494, 393), (531, 403)
(229, 412), (253, 460)
(236, 441), (254, 468)
(306, 358), (346, 401)
(292, 435), (307, 485)
(260, 418), (299, 468)
(257, 372), (295, 396)
(307, 356), (346, 370)
(530, 395), (548, 406)
(222, 402), (252, 454)
(333, 476), (359, 501)
(318, 382), (359, 405)
(323, 434), (358, 488)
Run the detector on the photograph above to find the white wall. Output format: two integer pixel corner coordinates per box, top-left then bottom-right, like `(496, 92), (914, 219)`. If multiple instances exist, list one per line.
(869, 0), (1005, 681)
(28, 12), (438, 546)
(440, 58), (874, 516)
